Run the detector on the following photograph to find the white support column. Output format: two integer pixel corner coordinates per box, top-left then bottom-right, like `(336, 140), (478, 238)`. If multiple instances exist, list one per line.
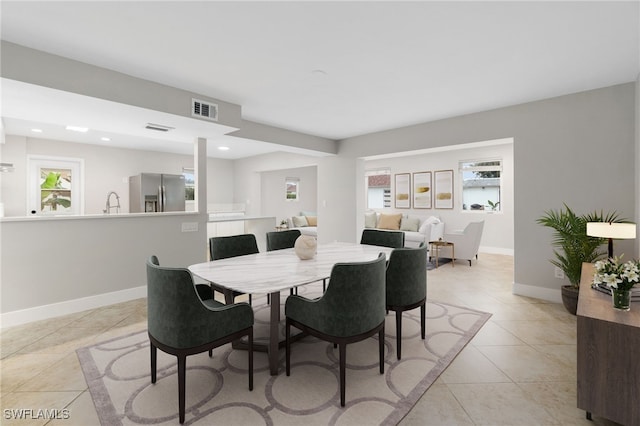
(195, 137), (207, 215)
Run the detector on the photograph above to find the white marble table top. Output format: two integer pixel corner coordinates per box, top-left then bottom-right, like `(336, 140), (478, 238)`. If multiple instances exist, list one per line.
(188, 242), (391, 294)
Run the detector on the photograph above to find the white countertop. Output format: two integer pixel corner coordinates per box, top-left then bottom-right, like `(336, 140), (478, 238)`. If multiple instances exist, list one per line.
(207, 214), (275, 223)
(0, 211), (201, 222)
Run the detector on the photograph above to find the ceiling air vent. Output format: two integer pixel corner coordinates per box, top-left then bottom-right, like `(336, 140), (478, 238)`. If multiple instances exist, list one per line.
(145, 123), (174, 132)
(192, 98), (218, 121)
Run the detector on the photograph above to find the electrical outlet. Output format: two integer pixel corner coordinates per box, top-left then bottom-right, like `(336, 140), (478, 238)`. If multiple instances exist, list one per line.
(554, 267), (565, 279)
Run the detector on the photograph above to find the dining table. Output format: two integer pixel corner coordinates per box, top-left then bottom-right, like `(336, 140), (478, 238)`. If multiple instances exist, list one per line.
(188, 241), (392, 375)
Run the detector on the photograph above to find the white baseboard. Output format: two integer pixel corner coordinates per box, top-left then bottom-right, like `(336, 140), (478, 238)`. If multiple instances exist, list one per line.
(479, 246), (514, 256)
(512, 282), (562, 303)
(1, 286), (146, 329)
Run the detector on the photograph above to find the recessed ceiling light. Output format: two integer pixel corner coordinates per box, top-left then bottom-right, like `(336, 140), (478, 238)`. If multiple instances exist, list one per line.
(31, 128), (43, 133)
(101, 137), (111, 142)
(218, 146), (230, 151)
(66, 125), (89, 133)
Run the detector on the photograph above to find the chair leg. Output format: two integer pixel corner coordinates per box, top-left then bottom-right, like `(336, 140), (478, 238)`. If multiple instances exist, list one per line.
(395, 310), (402, 360)
(285, 320), (291, 376)
(177, 355), (186, 424)
(420, 303), (426, 340)
(150, 341), (157, 383)
(322, 279), (326, 292)
(379, 327), (385, 374)
(248, 328), (254, 391)
(339, 343), (347, 407)
(208, 349), (212, 357)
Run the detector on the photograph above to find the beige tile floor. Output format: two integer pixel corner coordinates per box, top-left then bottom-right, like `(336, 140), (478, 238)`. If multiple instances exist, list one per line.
(0, 253), (621, 425)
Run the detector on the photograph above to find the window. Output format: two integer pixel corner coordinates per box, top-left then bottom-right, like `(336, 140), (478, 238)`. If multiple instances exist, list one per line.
(28, 155), (84, 216)
(459, 159), (502, 212)
(286, 177), (299, 201)
(365, 168), (391, 209)
(182, 168), (195, 201)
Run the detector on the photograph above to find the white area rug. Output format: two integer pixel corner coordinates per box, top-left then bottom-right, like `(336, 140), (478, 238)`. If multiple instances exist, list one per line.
(77, 291), (490, 425)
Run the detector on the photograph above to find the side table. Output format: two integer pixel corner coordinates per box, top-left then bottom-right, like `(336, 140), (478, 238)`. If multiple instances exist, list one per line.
(429, 240), (454, 268)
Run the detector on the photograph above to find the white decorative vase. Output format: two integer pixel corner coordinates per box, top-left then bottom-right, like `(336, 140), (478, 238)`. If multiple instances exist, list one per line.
(294, 235), (317, 260)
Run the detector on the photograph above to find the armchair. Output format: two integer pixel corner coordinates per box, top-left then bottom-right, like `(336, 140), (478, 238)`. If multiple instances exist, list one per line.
(385, 244), (427, 360)
(441, 221), (484, 266)
(146, 256), (253, 423)
(285, 253), (387, 407)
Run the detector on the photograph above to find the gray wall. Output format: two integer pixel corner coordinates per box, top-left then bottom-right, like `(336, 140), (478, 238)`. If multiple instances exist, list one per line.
(0, 137), (210, 325)
(339, 83), (637, 301)
(260, 166), (317, 223)
(233, 152), (321, 217)
(363, 141), (514, 253)
(0, 135), (235, 216)
(1, 213), (204, 313)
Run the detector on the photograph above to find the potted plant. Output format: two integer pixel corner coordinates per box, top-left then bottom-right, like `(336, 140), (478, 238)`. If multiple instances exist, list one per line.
(537, 204), (625, 314)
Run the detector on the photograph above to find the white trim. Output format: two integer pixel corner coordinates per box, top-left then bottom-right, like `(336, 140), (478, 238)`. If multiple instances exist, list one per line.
(512, 282), (562, 303)
(479, 246), (513, 256)
(1, 286), (146, 329)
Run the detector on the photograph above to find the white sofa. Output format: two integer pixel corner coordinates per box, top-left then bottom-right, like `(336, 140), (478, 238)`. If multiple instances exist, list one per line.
(286, 213), (318, 237)
(364, 212), (444, 248)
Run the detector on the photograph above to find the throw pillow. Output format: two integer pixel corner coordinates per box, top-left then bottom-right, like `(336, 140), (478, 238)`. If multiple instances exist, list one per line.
(418, 216), (440, 234)
(364, 212), (377, 228)
(377, 213), (402, 230)
(400, 216), (420, 232)
(292, 216), (308, 227)
(305, 216), (317, 226)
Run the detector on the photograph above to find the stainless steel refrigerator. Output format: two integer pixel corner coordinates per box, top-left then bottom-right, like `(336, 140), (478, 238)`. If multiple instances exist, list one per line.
(129, 173), (186, 213)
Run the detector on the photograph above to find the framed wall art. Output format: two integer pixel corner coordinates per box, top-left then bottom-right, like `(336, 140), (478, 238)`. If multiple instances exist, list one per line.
(434, 169), (454, 209)
(394, 173), (410, 209)
(412, 171), (431, 209)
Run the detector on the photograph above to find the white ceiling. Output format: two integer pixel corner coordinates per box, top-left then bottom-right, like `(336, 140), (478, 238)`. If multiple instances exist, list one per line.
(1, 1), (639, 158)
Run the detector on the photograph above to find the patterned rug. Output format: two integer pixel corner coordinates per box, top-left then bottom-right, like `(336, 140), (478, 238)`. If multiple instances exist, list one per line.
(77, 290), (490, 425)
(426, 257), (452, 270)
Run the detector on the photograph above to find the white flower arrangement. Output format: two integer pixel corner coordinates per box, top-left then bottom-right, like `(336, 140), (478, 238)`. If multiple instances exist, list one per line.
(593, 256), (640, 292)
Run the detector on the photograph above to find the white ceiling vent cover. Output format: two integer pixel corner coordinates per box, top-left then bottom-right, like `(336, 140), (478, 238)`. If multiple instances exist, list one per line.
(192, 99), (218, 121)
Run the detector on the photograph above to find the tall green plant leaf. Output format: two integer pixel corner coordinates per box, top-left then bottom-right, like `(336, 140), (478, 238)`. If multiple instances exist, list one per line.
(537, 204), (628, 287)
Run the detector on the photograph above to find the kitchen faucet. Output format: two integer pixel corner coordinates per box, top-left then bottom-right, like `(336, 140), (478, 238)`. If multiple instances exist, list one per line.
(104, 191), (121, 214)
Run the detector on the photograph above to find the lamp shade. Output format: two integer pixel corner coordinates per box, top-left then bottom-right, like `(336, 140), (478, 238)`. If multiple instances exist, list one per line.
(586, 222), (636, 239)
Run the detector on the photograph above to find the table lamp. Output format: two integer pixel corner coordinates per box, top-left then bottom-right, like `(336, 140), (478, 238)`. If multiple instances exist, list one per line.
(586, 222), (637, 259)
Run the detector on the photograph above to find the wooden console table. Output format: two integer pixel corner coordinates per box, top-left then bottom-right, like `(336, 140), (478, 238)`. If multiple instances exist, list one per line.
(576, 263), (640, 425)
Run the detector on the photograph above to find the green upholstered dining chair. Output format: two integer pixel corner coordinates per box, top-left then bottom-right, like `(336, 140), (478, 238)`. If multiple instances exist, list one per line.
(266, 229), (302, 298)
(385, 243), (428, 360)
(361, 228), (405, 248)
(208, 234), (260, 304)
(285, 253), (387, 407)
(266, 229), (301, 251)
(146, 256), (254, 424)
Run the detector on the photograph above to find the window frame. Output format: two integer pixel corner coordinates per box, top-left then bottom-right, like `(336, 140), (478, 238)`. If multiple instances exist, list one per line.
(27, 155), (85, 216)
(365, 168), (391, 209)
(459, 158), (503, 213)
